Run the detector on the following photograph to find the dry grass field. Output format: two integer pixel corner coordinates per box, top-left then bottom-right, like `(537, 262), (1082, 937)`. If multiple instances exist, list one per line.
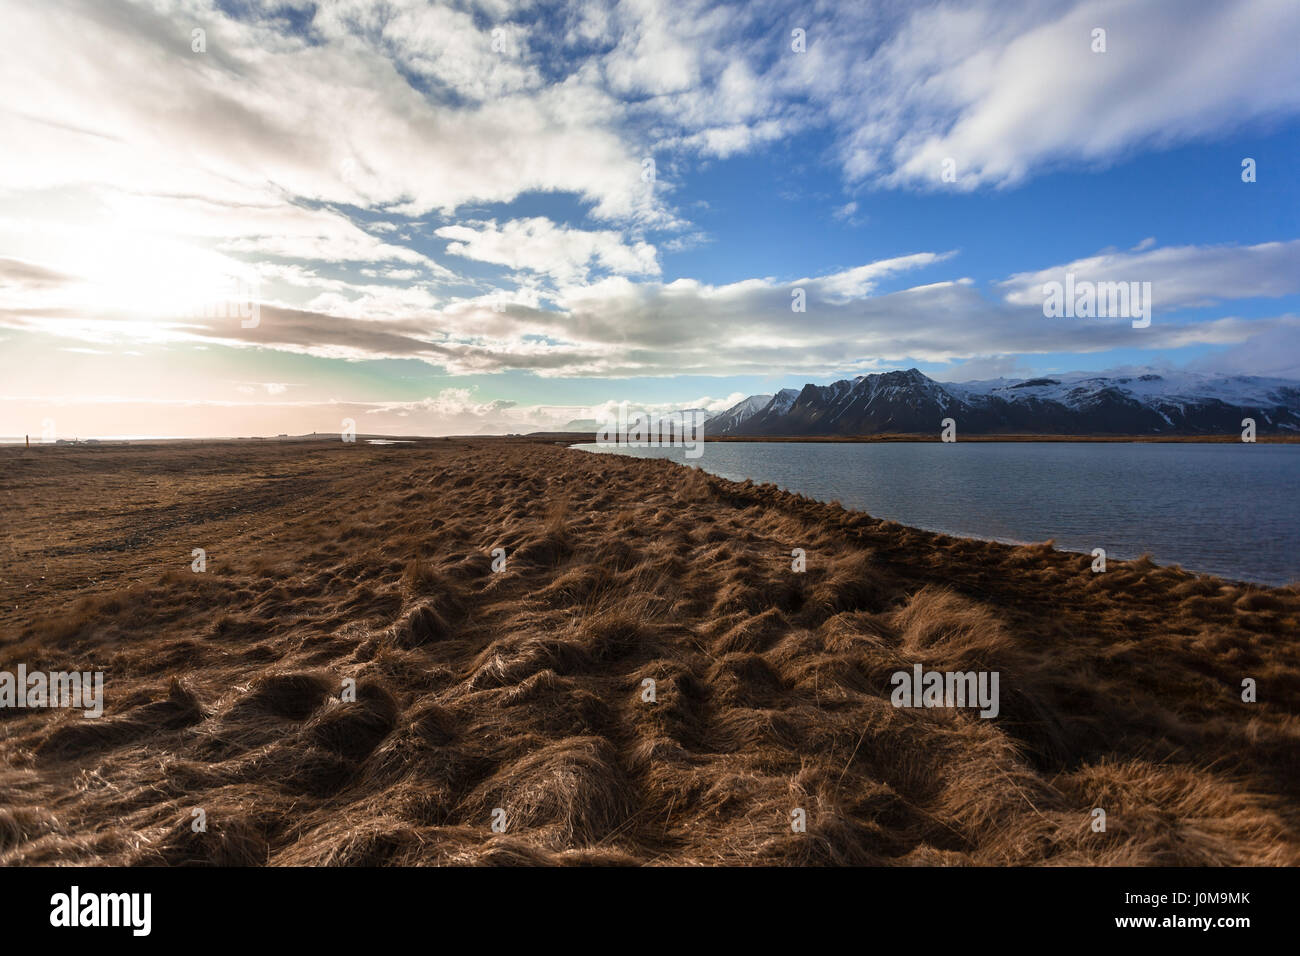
(1, 438), (1297, 865)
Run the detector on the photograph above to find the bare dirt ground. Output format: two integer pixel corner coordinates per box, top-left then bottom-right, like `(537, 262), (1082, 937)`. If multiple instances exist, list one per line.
(1, 438), (1297, 865)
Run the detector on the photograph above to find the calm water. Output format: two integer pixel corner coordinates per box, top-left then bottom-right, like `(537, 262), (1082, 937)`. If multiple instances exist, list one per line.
(575, 441), (1300, 586)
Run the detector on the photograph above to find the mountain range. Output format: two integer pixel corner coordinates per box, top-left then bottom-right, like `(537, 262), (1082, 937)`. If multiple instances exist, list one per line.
(707, 369), (1300, 436)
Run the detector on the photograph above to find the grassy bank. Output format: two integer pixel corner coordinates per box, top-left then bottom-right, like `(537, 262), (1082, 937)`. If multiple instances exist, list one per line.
(1, 438), (1297, 865)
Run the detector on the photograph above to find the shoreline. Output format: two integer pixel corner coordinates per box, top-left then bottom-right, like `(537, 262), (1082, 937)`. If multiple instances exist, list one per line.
(569, 442), (1296, 590)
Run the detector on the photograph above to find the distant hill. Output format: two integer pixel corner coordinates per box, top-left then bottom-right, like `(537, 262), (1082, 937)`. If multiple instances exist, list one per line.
(559, 418), (601, 432)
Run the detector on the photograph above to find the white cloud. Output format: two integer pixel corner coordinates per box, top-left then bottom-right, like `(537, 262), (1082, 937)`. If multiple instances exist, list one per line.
(1000, 240), (1300, 310)
(6, 241), (1295, 379)
(799, 252), (957, 303)
(0, 0), (675, 251)
(821, 0), (1300, 189)
(1186, 319), (1300, 380)
(436, 217), (660, 285)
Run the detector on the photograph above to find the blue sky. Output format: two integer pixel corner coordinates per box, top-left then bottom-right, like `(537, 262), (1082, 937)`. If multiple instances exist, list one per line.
(2, 0), (1299, 436)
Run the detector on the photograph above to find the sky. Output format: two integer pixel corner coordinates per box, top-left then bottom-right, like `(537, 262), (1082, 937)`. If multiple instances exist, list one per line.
(2, 0), (1299, 438)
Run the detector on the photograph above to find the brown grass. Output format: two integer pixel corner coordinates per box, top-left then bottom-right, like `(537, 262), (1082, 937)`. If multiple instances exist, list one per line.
(0, 437), (1297, 866)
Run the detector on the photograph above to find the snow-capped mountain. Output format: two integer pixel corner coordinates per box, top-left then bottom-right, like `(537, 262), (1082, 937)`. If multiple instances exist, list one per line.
(707, 394), (772, 433)
(716, 369), (1300, 436)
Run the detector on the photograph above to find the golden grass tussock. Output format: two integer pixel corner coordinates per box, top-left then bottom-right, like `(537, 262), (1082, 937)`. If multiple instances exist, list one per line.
(0, 437), (1297, 865)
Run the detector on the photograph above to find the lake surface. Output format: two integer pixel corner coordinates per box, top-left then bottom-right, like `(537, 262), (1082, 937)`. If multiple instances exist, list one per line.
(575, 441), (1300, 587)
